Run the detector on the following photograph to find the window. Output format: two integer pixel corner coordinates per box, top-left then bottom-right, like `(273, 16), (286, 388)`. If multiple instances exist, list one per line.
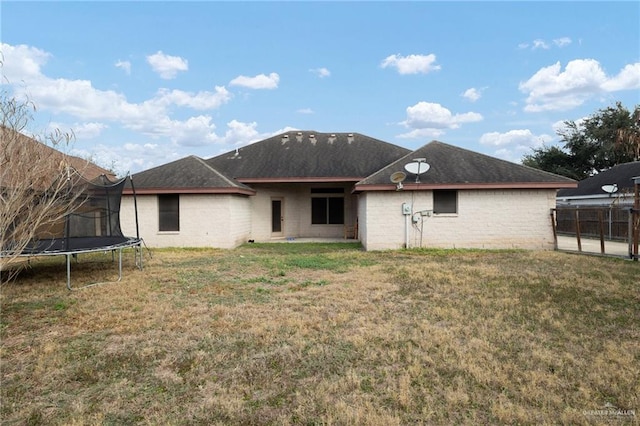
(433, 190), (457, 214)
(158, 194), (180, 231)
(311, 188), (344, 224)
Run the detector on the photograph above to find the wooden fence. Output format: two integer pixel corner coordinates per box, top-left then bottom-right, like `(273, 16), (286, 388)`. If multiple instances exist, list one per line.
(551, 206), (639, 259)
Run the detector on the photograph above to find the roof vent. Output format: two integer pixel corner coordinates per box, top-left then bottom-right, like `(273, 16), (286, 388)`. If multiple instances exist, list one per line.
(309, 134), (317, 145)
(328, 134), (336, 144)
(296, 132), (303, 142)
(281, 134), (289, 144)
(347, 133), (354, 143)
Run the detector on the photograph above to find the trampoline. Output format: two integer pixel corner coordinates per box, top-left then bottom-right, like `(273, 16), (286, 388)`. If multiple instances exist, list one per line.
(2, 173), (144, 290)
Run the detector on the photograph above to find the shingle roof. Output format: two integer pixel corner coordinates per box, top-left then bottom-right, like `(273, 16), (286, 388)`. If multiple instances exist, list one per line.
(557, 161), (640, 197)
(356, 141), (577, 189)
(129, 155), (254, 194)
(205, 131), (411, 181)
(1, 127), (115, 183)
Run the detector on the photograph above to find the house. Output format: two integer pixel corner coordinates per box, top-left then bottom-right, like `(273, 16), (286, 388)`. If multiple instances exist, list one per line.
(1, 127), (124, 255)
(556, 162), (640, 207)
(1, 127), (116, 183)
(120, 131), (576, 251)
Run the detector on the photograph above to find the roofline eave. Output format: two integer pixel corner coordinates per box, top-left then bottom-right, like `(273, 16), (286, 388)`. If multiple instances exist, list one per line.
(123, 187), (256, 196)
(557, 193), (635, 201)
(236, 176), (363, 184)
(354, 182), (578, 191)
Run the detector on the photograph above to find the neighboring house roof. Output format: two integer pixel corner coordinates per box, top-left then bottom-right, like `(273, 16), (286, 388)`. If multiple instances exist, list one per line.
(205, 131), (411, 182)
(1, 127), (115, 184)
(356, 141), (577, 190)
(557, 161), (640, 200)
(128, 155), (255, 195)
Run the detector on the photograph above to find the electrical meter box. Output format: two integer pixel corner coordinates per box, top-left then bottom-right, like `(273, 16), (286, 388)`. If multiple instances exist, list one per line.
(402, 203), (411, 215)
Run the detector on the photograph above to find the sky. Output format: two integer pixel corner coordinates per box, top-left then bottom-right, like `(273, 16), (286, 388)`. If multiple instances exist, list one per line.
(1, 1), (639, 176)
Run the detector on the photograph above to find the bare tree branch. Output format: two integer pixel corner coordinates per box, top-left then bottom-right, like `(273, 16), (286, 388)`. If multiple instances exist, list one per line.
(1, 91), (89, 281)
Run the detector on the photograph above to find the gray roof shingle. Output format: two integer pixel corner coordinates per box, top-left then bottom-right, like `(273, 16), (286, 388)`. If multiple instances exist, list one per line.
(557, 161), (640, 197)
(205, 131), (411, 181)
(130, 155), (254, 194)
(356, 141), (577, 188)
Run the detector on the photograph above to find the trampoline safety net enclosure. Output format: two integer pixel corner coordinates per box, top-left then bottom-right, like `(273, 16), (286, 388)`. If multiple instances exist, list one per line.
(2, 174), (143, 290)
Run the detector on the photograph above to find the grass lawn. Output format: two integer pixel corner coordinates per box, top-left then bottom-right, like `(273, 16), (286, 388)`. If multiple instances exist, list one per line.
(1, 244), (638, 425)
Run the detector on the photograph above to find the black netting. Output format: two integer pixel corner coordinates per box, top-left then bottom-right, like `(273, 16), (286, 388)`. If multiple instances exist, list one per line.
(66, 175), (126, 239)
(21, 174), (138, 254)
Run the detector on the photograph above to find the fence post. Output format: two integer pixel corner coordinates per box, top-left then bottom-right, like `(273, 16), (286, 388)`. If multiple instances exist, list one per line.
(629, 208), (634, 259)
(598, 209), (605, 254)
(634, 179), (639, 260)
(574, 208), (582, 252)
(550, 209), (558, 250)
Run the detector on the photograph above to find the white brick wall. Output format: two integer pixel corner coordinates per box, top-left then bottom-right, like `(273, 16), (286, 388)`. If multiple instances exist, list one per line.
(249, 184), (357, 241)
(120, 187), (556, 251)
(360, 189), (557, 251)
(120, 183), (359, 247)
(121, 194), (252, 249)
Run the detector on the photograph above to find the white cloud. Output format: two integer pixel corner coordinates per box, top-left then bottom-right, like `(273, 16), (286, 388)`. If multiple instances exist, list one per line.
(154, 86), (232, 110)
(552, 116), (588, 134)
(400, 102), (482, 134)
(115, 60), (131, 75)
(519, 37), (571, 50)
(170, 115), (218, 147)
(396, 128), (445, 139)
(601, 63), (640, 91)
(520, 59), (640, 112)
(48, 121), (108, 140)
(229, 72), (280, 89)
(532, 39), (550, 50)
(553, 37), (572, 48)
(479, 129), (549, 147)
(0, 42), (285, 173)
(146, 51), (188, 79)
(480, 129), (554, 163)
(380, 53), (441, 75)
(136, 114), (219, 147)
(221, 120), (261, 146)
(297, 108), (314, 114)
(70, 141), (181, 176)
(112, 142), (182, 175)
(0, 43), (51, 81)
(462, 87), (483, 102)
(310, 67), (330, 78)
(1, 42), (232, 144)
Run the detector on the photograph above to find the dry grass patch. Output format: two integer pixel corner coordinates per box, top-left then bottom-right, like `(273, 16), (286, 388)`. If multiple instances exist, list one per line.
(1, 244), (638, 425)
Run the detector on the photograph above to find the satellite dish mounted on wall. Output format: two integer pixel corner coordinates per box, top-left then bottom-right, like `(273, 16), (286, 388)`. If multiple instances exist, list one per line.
(601, 184), (618, 195)
(390, 171), (407, 190)
(404, 158), (430, 183)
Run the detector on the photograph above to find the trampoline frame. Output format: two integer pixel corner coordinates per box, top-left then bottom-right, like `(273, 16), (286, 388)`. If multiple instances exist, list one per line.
(13, 237), (144, 290)
(2, 173), (145, 290)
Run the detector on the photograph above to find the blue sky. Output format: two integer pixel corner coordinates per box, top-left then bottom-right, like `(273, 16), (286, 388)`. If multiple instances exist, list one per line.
(2, 1), (639, 175)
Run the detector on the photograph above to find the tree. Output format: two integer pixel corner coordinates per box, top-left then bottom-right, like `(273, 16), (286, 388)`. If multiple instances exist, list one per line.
(522, 145), (581, 180)
(0, 91), (86, 282)
(522, 102), (640, 179)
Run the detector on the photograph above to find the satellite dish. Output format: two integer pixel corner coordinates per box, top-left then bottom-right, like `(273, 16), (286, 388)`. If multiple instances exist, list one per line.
(601, 184), (618, 194)
(390, 171), (407, 183)
(404, 158), (430, 182)
(404, 161), (430, 175)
